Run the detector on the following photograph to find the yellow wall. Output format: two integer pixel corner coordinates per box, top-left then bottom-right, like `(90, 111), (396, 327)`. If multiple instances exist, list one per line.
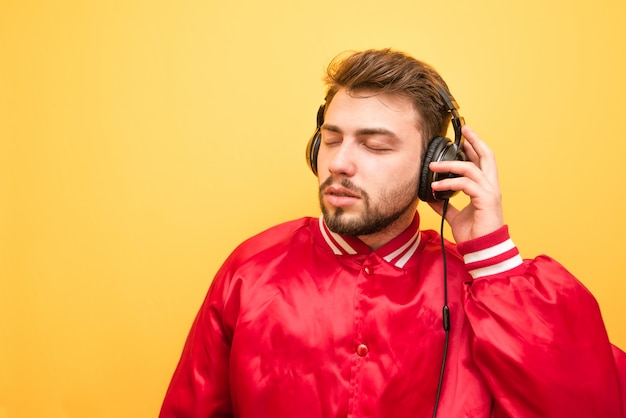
(1, 0), (625, 416)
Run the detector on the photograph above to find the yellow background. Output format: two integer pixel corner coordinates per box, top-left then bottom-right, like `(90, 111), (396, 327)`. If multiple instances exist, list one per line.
(1, 0), (625, 416)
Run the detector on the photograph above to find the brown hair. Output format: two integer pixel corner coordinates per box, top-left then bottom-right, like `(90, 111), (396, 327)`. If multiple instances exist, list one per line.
(323, 48), (452, 145)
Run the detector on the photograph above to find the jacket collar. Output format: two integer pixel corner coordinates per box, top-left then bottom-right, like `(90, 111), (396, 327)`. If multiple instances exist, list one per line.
(318, 212), (421, 269)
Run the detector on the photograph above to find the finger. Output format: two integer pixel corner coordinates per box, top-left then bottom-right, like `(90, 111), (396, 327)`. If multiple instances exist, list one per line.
(461, 125), (499, 183)
(429, 159), (484, 187)
(460, 128), (480, 164)
(430, 160), (501, 201)
(462, 125), (497, 170)
(431, 174), (482, 200)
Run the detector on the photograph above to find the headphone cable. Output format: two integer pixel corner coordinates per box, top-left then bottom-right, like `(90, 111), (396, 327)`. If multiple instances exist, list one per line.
(432, 199), (451, 418)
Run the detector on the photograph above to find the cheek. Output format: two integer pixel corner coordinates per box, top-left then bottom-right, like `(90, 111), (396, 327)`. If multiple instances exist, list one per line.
(381, 159), (421, 183)
(403, 153), (423, 180)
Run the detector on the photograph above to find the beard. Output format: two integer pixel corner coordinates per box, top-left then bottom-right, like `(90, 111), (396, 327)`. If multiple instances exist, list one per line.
(319, 176), (419, 237)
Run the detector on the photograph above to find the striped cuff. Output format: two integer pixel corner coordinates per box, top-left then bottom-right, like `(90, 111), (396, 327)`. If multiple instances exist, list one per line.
(456, 226), (524, 279)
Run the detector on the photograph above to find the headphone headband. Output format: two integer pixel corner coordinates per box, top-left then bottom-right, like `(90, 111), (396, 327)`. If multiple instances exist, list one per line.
(435, 85), (465, 151)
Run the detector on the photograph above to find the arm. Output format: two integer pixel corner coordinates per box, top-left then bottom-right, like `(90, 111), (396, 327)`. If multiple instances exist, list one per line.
(160, 270), (235, 418)
(458, 226), (624, 417)
(429, 126), (625, 416)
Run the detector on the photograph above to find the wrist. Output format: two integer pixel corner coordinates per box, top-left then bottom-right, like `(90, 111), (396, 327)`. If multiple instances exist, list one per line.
(457, 225), (524, 279)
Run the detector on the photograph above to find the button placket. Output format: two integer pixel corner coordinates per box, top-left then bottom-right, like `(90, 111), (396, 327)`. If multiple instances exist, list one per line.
(348, 257), (379, 414)
(357, 261), (375, 359)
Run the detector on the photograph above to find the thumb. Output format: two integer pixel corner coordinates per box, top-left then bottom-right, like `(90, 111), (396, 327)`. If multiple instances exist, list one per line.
(427, 200), (445, 217)
(428, 200), (460, 225)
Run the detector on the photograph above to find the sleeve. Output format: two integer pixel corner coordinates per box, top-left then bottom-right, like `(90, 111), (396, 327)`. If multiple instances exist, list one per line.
(458, 226), (625, 418)
(159, 262), (238, 418)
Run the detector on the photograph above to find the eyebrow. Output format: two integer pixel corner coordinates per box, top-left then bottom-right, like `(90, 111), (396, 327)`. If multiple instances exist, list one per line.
(321, 124), (400, 140)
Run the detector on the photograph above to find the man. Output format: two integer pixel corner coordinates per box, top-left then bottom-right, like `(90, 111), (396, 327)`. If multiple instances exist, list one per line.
(160, 49), (625, 417)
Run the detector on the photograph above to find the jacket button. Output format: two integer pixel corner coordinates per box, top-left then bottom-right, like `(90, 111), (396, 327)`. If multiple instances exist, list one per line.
(356, 344), (369, 357)
(364, 266), (373, 275)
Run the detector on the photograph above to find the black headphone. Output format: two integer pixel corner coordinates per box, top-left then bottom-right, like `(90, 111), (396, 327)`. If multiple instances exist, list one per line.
(305, 85), (467, 202)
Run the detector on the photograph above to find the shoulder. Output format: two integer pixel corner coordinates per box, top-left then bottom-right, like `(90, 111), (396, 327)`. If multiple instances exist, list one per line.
(225, 217), (317, 265)
(208, 217), (319, 297)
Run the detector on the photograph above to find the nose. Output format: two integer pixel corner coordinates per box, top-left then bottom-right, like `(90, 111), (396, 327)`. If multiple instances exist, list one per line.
(326, 141), (356, 177)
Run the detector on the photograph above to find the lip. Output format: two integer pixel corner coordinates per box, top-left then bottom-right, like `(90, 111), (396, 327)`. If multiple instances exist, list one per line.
(323, 185), (361, 208)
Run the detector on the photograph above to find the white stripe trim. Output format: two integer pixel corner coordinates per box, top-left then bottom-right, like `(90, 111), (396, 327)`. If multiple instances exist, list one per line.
(383, 229), (420, 262)
(463, 239), (516, 264)
(329, 231), (358, 255)
(318, 216), (357, 255)
(319, 216), (342, 255)
(468, 254), (524, 279)
(394, 232), (422, 268)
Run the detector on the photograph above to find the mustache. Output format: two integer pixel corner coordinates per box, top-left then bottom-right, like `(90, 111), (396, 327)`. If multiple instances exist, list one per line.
(319, 177), (367, 197)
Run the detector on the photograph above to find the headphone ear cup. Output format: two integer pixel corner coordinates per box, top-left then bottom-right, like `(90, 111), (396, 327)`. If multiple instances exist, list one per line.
(419, 136), (468, 202)
(306, 105), (325, 176)
(418, 136), (449, 202)
(306, 128), (321, 176)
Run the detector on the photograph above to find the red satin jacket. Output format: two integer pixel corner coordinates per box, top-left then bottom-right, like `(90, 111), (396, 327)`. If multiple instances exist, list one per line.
(161, 213), (625, 417)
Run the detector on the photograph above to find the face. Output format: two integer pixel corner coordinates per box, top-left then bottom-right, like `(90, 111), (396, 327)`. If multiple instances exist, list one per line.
(317, 88), (424, 241)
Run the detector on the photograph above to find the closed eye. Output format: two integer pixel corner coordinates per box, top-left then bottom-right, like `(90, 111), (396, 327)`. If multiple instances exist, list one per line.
(321, 124), (399, 152)
(322, 135), (342, 147)
(362, 140), (393, 152)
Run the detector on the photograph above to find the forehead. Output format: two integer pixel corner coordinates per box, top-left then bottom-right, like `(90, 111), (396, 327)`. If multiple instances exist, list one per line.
(325, 88), (421, 131)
